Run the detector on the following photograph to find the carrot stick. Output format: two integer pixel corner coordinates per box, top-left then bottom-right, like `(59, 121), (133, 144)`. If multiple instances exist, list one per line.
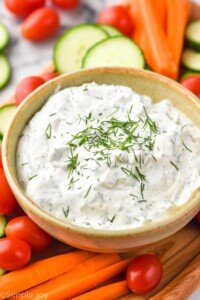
(124, 0), (177, 79)
(0, 251), (95, 299)
(21, 254), (125, 300)
(71, 280), (130, 300)
(166, 0), (190, 73)
(149, 0), (166, 29)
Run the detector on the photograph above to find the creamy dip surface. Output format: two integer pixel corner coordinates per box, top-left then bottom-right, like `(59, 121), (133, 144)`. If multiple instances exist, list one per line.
(16, 83), (200, 229)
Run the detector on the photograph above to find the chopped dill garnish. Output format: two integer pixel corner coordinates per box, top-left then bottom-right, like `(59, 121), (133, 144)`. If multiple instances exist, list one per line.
(170, 161), (179, 171)
(84, 185), (92, 198)
(135, 167), (146, 181)
(151, 154), (157, 161)
(45, 123), (52, 139)
(142, 106), (159, 135)
(66, 148), (79, 177)
(62, 206), (69, 218)
(83, 86), (88, 92)
(21, 162), (28, 166)
(108, 215), (116, 223)
(140, 182), (145, 199)
(121, 167), (140, 182)
(182, 140), (192, 152)
(28, 175), (37, 181)
(49, 113), (56, 117)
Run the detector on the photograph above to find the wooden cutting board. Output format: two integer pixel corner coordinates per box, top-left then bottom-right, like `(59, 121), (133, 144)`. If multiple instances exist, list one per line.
(2, 2), (200, 299)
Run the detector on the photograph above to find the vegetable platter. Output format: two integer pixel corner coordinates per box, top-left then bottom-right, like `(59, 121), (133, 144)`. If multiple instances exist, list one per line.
(1, 1), (200, 300)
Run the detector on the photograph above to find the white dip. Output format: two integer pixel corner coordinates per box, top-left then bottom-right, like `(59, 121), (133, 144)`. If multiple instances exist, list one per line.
(16, 83), (200, 229)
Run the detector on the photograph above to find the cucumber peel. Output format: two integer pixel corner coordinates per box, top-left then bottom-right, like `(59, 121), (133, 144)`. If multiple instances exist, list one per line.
(0, 54), (11, 89)
(0, 23), (9, 51)
(0, 104), (16, 138)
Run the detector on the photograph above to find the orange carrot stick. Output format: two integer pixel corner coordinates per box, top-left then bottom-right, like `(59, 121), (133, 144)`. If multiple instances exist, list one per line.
(0, 251), (95, 299)
(21, 254), (126, 300)
(149, 0), (166, 29)
(166, 0), (190, 71)
(71, 280), (130, 300)
(124, 0), (177, 79)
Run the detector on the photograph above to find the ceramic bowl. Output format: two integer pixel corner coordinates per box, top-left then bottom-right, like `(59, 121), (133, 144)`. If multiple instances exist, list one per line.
(2, 67), (200, 253)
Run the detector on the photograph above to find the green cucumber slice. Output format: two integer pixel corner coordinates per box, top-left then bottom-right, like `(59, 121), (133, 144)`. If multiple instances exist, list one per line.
(0, 215), (7, 238)
(0, 23), (9, 51)
(54, 24), (108, 73)
(181, 49), (200, 72)
(0, 104), (16, 138)
(99, 24), (121, 36)
(0, 268), (6, 276)
(179, 70), (200, 81)
(0, 54), (11, 89)
(82, 36), (145, 69)
(185, 20), (200, 51)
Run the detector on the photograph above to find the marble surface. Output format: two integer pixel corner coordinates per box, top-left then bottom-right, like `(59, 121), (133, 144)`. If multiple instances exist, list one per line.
(0, 0), (200, 299)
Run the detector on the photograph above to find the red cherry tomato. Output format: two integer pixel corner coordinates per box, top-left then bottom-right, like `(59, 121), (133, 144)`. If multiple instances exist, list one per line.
(21, 8), (60, 41)
(4, 0), (45, 17)
(196, 211), (200, 223)
(0, 237), (31, 270)
(126, 254), (163, 295)
(15, 76), (45, 105)
(180, 75), (200, 98)
(6, 216), (52, 252)
(52, 0), (79, 9)
(0, 148), (2, 169)
(41, 71), (60, 82)
(0, 168), (17, 215)
(97, 5), (133, 36)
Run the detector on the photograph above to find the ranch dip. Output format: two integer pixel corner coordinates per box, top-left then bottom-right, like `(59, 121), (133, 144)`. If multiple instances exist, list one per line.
(16, 83), (200, 229)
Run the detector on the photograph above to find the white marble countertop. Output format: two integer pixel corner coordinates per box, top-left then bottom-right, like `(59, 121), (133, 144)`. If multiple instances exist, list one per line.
(0, 0), (200, 298)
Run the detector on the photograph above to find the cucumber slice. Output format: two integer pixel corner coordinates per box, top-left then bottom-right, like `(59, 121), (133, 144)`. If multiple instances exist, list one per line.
(0, 54), (11, 89)
(0, 23), (9, 51)
(82, 36), (145, 69)
(181, 49), (200, 72)
(99, 24), (121, 36)
(0, 268), (6, 276)
(0, 215), (7, 238)
(54, 24), (108, 73)
(0, 104), (16, 138)
(179, 70), (200, 81)
(185, 20), (200, 51)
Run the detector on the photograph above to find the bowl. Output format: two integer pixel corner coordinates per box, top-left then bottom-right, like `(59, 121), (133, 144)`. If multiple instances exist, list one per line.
(2, 67), (200, 253)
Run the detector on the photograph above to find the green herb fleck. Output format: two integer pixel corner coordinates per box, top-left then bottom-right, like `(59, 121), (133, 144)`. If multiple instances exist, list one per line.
(45, 123), (52, 139)
(108, 215), (116, 223)
(182, 140), (192, 152)
(62, 206), (69, 218)
(170, 161), (179, 171)
(84, 185), (92, 198)
(28, 175), (37, 181)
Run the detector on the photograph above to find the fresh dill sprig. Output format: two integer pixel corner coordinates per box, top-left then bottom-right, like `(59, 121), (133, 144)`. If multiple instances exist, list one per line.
(108, 215), (116, 223)
(170, 161), (179, 171)
(66, 148), (79, 177)
(45, 123), (52, 139)
(182, 140), (192, 152)
(84, 185), (92, 198)
(62, 206), (69, 218)
(142, 106), (159, 135)
(28, 175), (37, 181)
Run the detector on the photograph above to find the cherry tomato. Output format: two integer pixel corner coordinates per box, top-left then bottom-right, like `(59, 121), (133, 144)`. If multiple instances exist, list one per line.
(52, 0), (79, 9)
(41, 71), (60, 82)
(180, 75), (200, 98)
(21, 8), (60, 41)
(97, 5), (133, 36)
(6, 216), (52, 252)
(0, 237), (31, 270)
(0, 148), (2, 169)
(0, 168), (17, 215)
(15, 76), (45, 105)
(4, 0), (45, 17)
(196, 211), (200, 223)
(126, 254), (163, 295)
